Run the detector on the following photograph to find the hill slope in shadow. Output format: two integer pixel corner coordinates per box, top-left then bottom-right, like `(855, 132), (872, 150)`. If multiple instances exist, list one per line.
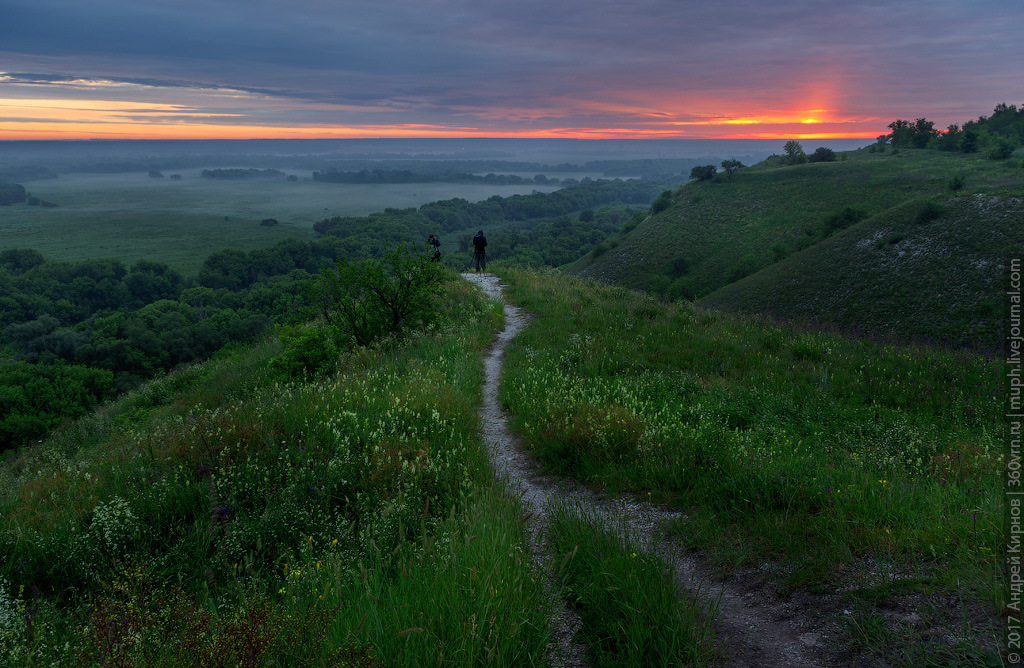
(570, 148), (1024, 351)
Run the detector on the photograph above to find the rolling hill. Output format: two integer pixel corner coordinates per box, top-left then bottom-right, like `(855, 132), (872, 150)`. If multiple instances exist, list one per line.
(570, 147), (1024, 351)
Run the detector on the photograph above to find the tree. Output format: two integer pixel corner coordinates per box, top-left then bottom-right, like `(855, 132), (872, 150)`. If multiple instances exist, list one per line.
(960, 129), (980, 153)
(911, 118), (938, 148)
(721, 159), (744, 178)
(887, 119), (914, 148)
(316, 244), (446, 346)
(888, 118), (938, 149)
(650, 190), (673, 214)
(689, 165), (717, 181)
(783, 141), (806, 165)
(0, 248), (44, 272)
(126, 260), (183, 304)
(808, 147), (836, 163)
(989, 137), (1015, 160)
(198, 249), (251, 290)
(937, 124), (962, 152)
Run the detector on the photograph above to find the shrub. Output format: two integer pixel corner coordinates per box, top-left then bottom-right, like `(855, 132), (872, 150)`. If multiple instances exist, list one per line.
(315, 243), (446, 347)
(988, 137), (1015, 161)
(821, 206), (868, 238)
(649, 190), (673, 214)
(688, 165), (717, 182)
(808, 147), (837, 163)
(727, 253), (760, 283)
(915, 200), (944, 224)
(270, 324), (342, 378)
(770, 242), (790, 262)
(619, 212), (644, 236)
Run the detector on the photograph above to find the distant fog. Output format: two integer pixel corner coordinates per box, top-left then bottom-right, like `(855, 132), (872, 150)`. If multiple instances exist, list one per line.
(0, 137), (871, 168)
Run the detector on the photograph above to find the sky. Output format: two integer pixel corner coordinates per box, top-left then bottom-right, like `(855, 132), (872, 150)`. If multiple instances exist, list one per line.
(1, 0), (1022, 141)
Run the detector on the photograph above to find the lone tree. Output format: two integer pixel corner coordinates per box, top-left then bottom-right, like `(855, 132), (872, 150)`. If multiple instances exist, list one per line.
(721, 159), (745, 178)
(315, 243), (446, 347)
(783, 140), (806, 164)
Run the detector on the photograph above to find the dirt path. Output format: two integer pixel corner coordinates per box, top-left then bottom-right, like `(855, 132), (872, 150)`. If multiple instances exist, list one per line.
(464, 272), (836, 668)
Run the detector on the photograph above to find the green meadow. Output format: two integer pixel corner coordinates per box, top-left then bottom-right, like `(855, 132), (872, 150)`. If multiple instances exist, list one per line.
(0, 170), (562, 275)
(498, 268), (1003, 664)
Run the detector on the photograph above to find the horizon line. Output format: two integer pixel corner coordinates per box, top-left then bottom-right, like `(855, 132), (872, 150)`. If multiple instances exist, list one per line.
(0, 134), (877, 142)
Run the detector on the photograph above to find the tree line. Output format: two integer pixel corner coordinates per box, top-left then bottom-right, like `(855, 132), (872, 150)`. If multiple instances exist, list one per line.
(312, 168), (555, 185)
(312, 178), (666, 255)
(882, 102), (1024, 158)
(200, 168), (289, 180)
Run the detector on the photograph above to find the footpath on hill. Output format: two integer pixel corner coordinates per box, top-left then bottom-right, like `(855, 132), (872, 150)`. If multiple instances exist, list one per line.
(462, 271), (832, 668)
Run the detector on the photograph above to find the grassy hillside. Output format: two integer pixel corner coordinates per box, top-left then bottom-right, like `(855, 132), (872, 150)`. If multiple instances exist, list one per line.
(570, 148), (1024, 348)
(498, 268), (1002, 664)
(700, 193), (1022, 352)
(0, 265), (1007, 665)
(0, 277), (556, 666)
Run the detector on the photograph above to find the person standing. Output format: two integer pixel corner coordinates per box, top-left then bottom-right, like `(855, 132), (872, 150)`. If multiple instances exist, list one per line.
(472, 229), (487, 272)
(427, 233), (441, 262)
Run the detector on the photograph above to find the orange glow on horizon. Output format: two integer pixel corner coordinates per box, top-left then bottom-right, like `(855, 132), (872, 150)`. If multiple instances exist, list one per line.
(0, 122), (881, 141)
(0, 96), (881, 141)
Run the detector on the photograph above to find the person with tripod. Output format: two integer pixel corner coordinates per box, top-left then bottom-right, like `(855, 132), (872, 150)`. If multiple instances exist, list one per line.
(427, 233), (441, 262)
(472, 229), (487, 272)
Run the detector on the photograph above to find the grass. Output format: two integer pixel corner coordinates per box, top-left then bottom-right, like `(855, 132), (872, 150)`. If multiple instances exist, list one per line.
(497, 267), (1003, 662)
(572, 147), (1024, 349)
(0, 276), (553, 666)
(548, 502), (716, 666)
(0, 169), (559, 274)
(700, 192), (1022, 352)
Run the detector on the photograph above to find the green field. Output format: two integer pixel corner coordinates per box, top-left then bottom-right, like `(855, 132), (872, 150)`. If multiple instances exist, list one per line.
(0, 169), (564, 274)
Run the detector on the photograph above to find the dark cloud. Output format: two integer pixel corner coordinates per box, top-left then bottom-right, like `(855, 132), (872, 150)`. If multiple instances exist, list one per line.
(1, 0), (1021, 136)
